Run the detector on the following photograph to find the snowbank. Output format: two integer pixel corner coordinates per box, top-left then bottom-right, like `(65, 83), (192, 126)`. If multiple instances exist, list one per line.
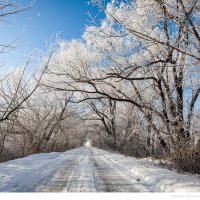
(130, 163), (200, 192)
(95, 148), (200, 192)
(0, 148), (82, 192)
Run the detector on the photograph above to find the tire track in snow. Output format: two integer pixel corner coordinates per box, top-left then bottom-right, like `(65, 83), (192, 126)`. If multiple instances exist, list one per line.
(37, 147), (100, 192)
(37, 147), (150, 192)
(90, 148), (150, 192)
(36, 150), (83, 192)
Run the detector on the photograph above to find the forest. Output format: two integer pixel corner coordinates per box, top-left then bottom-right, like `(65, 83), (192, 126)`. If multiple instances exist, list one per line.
(0, 0), (199, 174)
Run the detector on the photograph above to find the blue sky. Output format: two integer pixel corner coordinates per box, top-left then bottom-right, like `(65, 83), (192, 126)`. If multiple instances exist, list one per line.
(0, 0), (108, 68)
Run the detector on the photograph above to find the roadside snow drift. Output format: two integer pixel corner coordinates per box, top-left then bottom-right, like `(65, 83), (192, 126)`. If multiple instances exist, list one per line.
(130, 162), (200, 192)
(97, 148), (200, 192)
(0, 148), (82, 192)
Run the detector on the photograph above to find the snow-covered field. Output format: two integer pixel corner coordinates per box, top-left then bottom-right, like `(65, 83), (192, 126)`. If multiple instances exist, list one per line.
(0, 147), (200, 192)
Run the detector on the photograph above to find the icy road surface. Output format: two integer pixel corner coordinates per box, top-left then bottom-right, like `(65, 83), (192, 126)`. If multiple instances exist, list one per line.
(36, 147), (149, 192)
(1, 147), (200, 192)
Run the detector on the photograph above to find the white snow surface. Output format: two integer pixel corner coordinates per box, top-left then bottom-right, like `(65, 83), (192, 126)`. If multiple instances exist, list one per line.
(0, 148), (82, 192)
(0, 147), (200, 192)
(84, 140), (92, 147)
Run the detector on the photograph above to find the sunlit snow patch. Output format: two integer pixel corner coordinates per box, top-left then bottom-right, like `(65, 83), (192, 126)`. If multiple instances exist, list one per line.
(85, 140), (91, 147)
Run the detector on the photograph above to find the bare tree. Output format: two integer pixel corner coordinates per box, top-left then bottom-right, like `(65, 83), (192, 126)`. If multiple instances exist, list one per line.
(0, 0), (33, 53)
(40, 0), (200, 173)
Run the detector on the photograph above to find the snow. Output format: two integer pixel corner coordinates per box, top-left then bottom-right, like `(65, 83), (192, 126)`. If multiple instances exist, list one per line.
(94, 148), (200, 192)
(0, 147), (200, 192)
(84, 140), (92, 147)
(130, 163), (200, 192)
(0, 148), (83, 192)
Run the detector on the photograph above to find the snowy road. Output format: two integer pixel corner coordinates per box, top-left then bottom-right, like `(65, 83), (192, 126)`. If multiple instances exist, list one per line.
(1, 147), (200, 192)
(36, 147), (150, 192)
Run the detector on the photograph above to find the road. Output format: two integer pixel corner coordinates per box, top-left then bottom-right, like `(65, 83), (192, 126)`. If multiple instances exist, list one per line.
(1, 146), (200, 192)
(35, 147), (150, 192)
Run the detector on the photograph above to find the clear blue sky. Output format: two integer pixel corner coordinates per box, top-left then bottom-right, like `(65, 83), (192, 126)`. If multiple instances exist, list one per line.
(0, 0), (108, 68)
